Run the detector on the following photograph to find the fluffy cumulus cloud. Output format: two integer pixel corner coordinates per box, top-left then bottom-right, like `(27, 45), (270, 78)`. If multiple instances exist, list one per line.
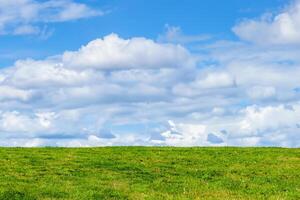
(0, 34), (199, 146)
(1, 1), (300, 147)
(62, 34), (195, 70)
(0, 0), (102, 36)
(233, 0), (300, 45)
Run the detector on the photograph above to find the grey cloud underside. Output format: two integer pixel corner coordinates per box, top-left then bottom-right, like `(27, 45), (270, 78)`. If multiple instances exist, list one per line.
(0, 31), (299, 147)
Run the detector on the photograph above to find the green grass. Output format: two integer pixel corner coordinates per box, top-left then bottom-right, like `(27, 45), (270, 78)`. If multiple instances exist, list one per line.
(0, 147), (298, 200)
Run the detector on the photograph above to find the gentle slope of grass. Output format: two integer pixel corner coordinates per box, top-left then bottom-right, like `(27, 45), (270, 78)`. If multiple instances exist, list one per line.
(0, 147), (299, 199)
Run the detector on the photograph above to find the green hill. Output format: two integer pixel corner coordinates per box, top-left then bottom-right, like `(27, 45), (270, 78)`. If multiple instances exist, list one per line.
(0, 147), (299, 199)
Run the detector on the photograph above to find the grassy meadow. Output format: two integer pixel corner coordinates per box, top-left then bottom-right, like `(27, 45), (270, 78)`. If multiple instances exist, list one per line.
(0, 147), (299, 200)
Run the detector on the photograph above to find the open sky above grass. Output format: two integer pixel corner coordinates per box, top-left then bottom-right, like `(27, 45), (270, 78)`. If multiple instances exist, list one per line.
(0, 0), (299, 147)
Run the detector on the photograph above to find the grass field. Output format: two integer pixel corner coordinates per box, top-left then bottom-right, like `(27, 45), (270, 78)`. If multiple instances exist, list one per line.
(0, 147), (299, 200)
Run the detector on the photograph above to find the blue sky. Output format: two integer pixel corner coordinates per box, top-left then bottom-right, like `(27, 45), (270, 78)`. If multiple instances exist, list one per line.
(0, 0), (299, 147)
(0, 0), (285, 67)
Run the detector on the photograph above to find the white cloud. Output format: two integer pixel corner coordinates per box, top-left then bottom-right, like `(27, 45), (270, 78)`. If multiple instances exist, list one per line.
(196, 72), (236, 89)
(36, 112), (56, 128)
(158, 24), (211, 44)
(44, 0), (101, 22)
(172, 72), (236, 97)
(0, 34), (196, 144)
(239, 104), (300, 134)
(247, 86), (276, 100)
(159, 120), (208, 146)
(233, 0), (300, 45)
(12, 24), (39, 35)
(0, 86), (32, 101)
(152, 103), (300, 147)
(0, 111), (49, 133)
(63, 33), (195, 70)
(0, 0), (103, 36)
(3, 59), (102, 89)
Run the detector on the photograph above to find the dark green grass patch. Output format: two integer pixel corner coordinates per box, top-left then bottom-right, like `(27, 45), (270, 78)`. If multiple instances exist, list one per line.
(0, 147), (298, 199)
